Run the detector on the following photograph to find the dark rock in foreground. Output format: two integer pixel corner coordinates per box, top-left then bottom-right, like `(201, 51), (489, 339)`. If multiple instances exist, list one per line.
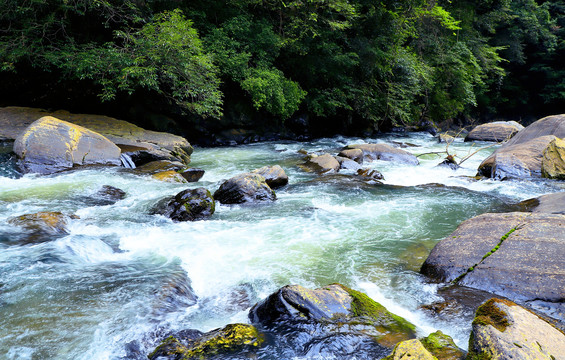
(214, 173), (276, 204)
(421, 212), (565, 305)
(465, 121), (523, 142)
(14, 116), (121, 174)
(252, 165), (288, 188)
(155, 188), (215, 221)
(344, 144), (419, 165)
(468, 298), (565, 359)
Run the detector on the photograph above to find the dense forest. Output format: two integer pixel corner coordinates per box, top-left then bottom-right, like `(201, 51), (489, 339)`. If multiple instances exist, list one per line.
(1, 0), (564, 141)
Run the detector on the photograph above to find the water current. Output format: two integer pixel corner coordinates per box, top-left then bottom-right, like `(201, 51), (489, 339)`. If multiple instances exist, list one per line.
(1, 133), (563, 359)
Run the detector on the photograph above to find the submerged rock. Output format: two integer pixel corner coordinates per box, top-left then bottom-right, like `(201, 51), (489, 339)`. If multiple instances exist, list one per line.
(249, 284), (416, 351)
(421, 212), (565, 307)
(252, 165), (288, 188)
(80, 185), (126, 206)
(344, 144), (419, 165)
(7, 211), (77, 243)
(214, 173), (276, 204)
(152, 170), (188, 183)
(149, 324), (264, 360)
(14, 116), (121, 174)
(468, 298), (565, 359)
(152, 271), (198, 319)
(155, 188), (215, 222)
(465, 121), (523, 142)
(383, 339), (436, 360)
(300, 153), (341, 173)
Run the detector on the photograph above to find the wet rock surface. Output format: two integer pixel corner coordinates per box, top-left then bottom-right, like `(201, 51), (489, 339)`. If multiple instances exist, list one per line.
(344, 144), (419, 165)
(251, 165), (288, 188)
(300, 153), (341, 173)
(14, 116), (121, 174)
(421, 212), (565, 309)
(7, 211), (77, 244)
(154, 188), (215, 221)
(214, 173), (276, 204)
(519, 191), (565, 214)
(468, 298), (565, 360)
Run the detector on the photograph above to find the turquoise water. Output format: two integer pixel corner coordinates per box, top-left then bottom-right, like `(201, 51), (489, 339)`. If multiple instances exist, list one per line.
(0, 134), (562, 359)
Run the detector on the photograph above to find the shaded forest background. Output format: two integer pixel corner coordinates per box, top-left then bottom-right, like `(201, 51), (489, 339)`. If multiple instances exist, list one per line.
(1, 0), (564, 143)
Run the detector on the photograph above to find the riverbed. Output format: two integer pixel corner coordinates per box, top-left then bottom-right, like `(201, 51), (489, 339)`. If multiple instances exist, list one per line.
(1, 133), (562, 359)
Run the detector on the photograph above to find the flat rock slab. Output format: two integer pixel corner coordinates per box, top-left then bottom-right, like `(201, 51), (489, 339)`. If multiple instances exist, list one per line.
(465, 121), (523, 142)
(519, 192), (565, 214)
(421, 212), (565, 303)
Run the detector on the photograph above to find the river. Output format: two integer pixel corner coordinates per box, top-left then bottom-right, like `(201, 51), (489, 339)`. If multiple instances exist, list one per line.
(0, 133), (562, 359)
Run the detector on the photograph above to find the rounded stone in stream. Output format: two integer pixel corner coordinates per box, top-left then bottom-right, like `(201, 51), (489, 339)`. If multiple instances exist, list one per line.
(180, 168), (205, 182)
(213, 173), (276, 204)
(7, 211), (77, 243)
(249, 284), (416, 350)
(156, 188), (215, 222)
(251, 165), (288, 188)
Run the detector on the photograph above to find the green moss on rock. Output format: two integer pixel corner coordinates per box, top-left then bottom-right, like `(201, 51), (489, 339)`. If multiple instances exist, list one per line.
(473, 299), (514, 332)
(420, 331), (465, 360)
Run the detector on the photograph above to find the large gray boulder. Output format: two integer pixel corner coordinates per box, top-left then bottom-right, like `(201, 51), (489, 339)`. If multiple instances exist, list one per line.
(252, 165), (288, 188)
(344, 144), (419, 165)
(477, 135), (557, 179)
(468, 298), (565, 359)
(519, 192), (565, 214)
(478, 114), (565, 179)
(0, 106), (193, 166)
(214, 173), (276, 204)
(465, 121), (523, 142)
(300, 153), (341, 173)
(421, 212), (565, 304)
(14, 116), (121, 174)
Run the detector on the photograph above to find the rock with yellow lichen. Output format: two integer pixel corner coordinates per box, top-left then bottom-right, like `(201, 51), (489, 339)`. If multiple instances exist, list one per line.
(468, 298), (565, 360)
(541, 137), (565, 180)
(148, 323), (264, 360)
(152, 170), (189, 183)
(13, 116), (121, 174)
(213, 173), (275, 204)
(249, 284), (416, 353)
(7, 211), (78, 243)
(383, 339), (437, 360)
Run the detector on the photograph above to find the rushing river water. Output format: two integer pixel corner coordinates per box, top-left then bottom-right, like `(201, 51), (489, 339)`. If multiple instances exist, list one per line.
(1, 133), (563, 360)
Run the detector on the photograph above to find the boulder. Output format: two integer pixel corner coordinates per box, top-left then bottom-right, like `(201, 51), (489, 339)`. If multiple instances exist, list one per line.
(252, 165), (288, 188)
(519, 192), (565, 214)
(300, 153), (341, 173)
(80, 185), (126, 206)
(465, 121), (524, 142)
(500, 114), (565, 147)
(421, 212), (565, 304)
(154, 188), (215, 222)
(151, 170), (188, 183)
(135, 160), (186, 175)
(542, 137), (565, 179)
(13, 116), (121, 174)
(420, 331), (465, 360)
(383, 339), (436, 360)
(0, 106), (193, 166)
(335, 156), (363, 171)
(214, 173), (276, 204)
(356, 168), (385, 183)
(344, 144), (419, 165)
(7, 211), (77, 243)
(151, 271), (198, 318)
(477, 135), (557, 179)
(337, 149), (364, 164)
(249, 284), (416, 349)
(468, 298), (565, 360)
(179, 168), (205, 182)
(149, 324), (264, 360)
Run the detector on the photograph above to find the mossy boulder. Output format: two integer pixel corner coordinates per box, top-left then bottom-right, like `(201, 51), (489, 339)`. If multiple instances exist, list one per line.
(252, 165), (288, 188)
(383, 339), (436, 360)
(420, 331), (465, 360)
(7, 211), (78, 243)
(421, 212), (565, 311)
(13, 116), (121, 174)
(465, 121), (523, 142)
(468, 298), (565, 360)
(152, 170), (189, 183)
(344, 144), (419, 165)
(0, 106), (193, 166)
(214, 173), (276, 204)
(541, 137), (565, 179)
(249, 284), (416, 350)
(154, 188), (215, 222)
(149, 324), (264, 360)
(300, 153), (341, 173)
